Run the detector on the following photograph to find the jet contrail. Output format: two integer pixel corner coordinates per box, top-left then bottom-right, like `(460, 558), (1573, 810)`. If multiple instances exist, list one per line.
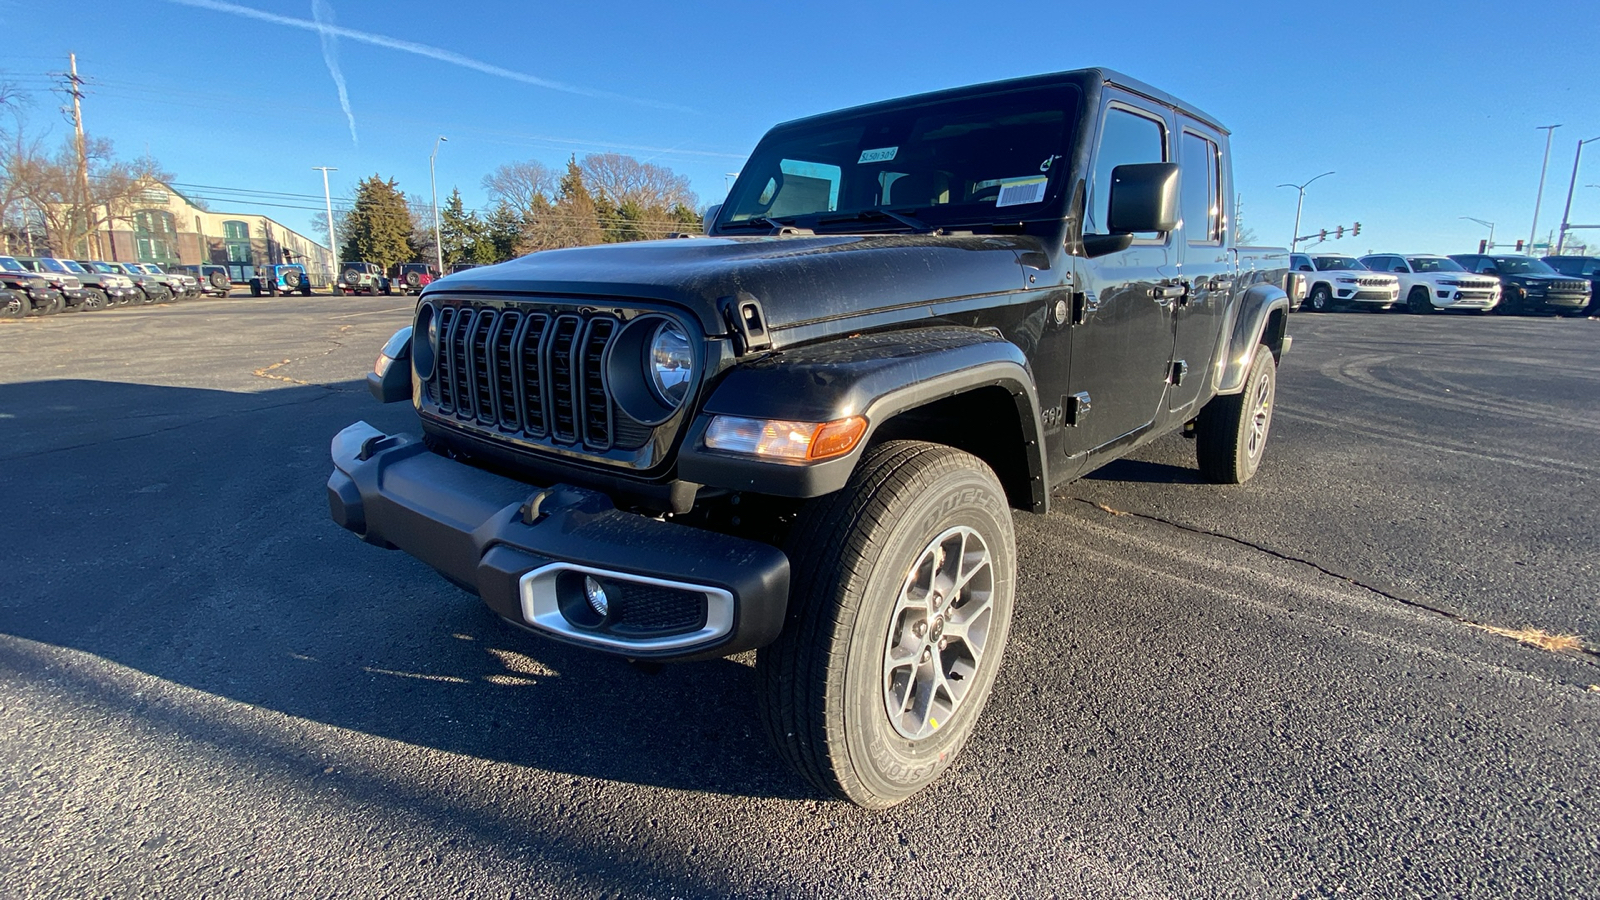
(164, 0), (695, 113)
(310, 0), (357, 145)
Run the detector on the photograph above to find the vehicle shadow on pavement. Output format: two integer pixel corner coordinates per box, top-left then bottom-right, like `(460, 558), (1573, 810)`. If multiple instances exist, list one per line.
(0, 378), (815, 803)
(1080, 455), (1206, 485)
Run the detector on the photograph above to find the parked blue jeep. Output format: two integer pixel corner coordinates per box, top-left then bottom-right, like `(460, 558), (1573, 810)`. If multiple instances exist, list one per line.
(249, 264), (312, 297)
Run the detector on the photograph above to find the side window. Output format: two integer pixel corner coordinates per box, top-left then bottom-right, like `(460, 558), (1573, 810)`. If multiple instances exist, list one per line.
(764, 159), (842, 218)
(1088, 105), (1167, 237)
(1179, 131), (1219, 243)
(1477, 259), (1498, 274)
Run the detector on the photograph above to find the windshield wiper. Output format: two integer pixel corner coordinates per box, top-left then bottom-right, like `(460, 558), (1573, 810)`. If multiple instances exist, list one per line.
(813, 208), (935, 234)
(718, 215), (805, 232)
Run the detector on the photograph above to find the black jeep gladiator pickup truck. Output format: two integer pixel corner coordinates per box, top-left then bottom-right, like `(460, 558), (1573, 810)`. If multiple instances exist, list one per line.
(329, 68), (1294, 808)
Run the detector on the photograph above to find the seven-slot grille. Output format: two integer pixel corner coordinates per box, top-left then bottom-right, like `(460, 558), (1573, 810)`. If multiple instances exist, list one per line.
(1552, 280), (1589, 293)
(1355, 276), (1394, 288)
(428, 304), (625, 450)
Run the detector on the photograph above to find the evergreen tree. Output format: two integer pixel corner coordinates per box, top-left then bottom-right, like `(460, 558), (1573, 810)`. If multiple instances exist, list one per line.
(438, 188), (489, 266)
(525, 157), (603, 249)
(483, 203), (522, 261)
(339, 175), (412, 269)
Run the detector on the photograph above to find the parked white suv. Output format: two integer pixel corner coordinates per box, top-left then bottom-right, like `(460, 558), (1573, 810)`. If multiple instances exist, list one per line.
(1291, 253), (1400, 312)
(1360, 253), (1500, 314)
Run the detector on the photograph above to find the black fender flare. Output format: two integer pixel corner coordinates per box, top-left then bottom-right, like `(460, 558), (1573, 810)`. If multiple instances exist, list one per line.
(677, 326), (1049, 511)
(1211, 282), (1290, 396)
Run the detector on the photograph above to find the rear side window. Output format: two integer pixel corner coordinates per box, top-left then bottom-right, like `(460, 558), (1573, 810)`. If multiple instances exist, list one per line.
(1179, 131), (1220, 244)
(1088, 106), (1167, 238)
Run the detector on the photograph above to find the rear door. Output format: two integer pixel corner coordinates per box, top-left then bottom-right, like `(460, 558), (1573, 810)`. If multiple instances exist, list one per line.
(1171, 121), (1229, 413)
(1063, 97), (1178, 457)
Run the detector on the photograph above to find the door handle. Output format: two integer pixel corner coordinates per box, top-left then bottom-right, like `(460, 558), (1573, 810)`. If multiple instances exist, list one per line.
(1150, 281), (1189, 305)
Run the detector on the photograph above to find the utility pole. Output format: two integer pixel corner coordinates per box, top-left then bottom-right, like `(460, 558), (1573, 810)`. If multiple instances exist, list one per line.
(67, 53), (100, 259)
(1529, 125), (1562, 253)
(313, 166), (338, 279)
(1278, 171), (1334, 253)
(430, 136), (447, 274)
(1555, 136), (1600, 255)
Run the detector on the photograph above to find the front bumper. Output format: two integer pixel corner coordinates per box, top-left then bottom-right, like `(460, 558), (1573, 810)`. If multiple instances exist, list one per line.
(326, 421), (790, 662)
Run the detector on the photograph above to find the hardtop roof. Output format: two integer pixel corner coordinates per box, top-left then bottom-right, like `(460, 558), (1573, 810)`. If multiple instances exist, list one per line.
(772, 67), (1228, 136)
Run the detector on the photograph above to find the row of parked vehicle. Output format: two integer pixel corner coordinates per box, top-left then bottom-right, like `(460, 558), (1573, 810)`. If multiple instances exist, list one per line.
(0, 254), (208, 318)
(1290, 251), (1598, 317)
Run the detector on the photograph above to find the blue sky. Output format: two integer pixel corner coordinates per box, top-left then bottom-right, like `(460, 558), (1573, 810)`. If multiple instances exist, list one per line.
(8, 0), (1599, 255)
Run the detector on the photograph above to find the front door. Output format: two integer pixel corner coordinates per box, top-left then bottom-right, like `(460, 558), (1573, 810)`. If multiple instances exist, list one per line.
(1063, 99), (1177, 457)
(1171, 121), (1231, 413)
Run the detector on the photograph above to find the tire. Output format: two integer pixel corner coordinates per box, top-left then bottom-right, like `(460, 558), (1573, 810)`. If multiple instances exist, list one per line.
(1195, 343), (1277, 484)
(0, 291), (25, 319)
(81, 288), (108, 311)
(333, 286), (344, 296)
(1407, 287), (1434, 314)
(1307, 285), (1333, 312)
(32, 294), (63, 316)
(209, 271), (230, 293)
(757, 440), (1017, 808)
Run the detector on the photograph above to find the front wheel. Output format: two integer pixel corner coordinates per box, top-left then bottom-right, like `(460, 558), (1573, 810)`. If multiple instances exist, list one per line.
(0, 291), (26, 319)
(1407, 287), (1434, 314)
(1307, 285), (1333, 312)
(1195, 343), (1277, 484)
(758, 440), (1016, 808)
(81, 289), (107, 311)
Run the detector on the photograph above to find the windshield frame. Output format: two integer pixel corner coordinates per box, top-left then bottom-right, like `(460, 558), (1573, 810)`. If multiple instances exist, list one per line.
(1492, 256), (1557, 275)
(1406, 256), (1466, 273)
(714, 82), (1083, 235)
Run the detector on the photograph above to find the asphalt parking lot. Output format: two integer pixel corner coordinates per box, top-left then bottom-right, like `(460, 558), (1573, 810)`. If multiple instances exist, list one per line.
(2, 297), (1598, 898)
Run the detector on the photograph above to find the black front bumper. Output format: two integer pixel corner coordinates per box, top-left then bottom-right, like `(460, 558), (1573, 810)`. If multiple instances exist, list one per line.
(326, 422), (790, 661)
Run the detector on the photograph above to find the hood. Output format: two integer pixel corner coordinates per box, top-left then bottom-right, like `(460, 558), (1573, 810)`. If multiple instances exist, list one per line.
(426, 234), (1036, 337)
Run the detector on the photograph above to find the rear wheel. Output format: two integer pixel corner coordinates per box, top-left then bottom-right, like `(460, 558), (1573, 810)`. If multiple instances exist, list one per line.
(81, 288), (108, 311)
(758, 440), (1016, 808)
(1195, 343), (1277, 484)
(1407, 287), (1434, 314)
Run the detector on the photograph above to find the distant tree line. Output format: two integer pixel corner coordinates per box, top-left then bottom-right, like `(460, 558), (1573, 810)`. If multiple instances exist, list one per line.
(336, 152), (702, 269)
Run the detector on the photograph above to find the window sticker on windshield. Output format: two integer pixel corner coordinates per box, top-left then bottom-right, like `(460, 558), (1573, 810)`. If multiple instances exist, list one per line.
(857, 146), (898, 164)
(994, 176), (1048, 208)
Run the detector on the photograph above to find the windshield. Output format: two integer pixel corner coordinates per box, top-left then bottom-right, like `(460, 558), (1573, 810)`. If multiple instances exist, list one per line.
(37, 258), (69, 274)
(0, 256), (24, 272)
(143, 264), (166, 274)
(1408, 257), (1465, 273)
(1495, 257), (1556, 275)
(1314, 256), (1367, 271)
(83, 262), (116, 274)
(59, 259), (87, 274)
(718, 84), (1081, 232)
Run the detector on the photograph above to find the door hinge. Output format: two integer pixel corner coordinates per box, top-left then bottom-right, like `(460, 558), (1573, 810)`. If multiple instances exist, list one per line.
(1065, 391), (1091, 426)
(1169, 360), (1188, 386)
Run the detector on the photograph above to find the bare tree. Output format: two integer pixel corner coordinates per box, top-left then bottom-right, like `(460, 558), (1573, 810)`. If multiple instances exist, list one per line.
(482, 160), (557, 220)
(579, 152), (696, 211)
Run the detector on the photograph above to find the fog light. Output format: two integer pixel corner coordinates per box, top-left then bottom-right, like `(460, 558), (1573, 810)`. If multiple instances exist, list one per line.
(584, 576), (609, 617)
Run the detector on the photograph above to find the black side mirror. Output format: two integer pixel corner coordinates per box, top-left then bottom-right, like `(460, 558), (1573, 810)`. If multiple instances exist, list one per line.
(1107, 162), (1181, 234)
(703, 203), (722, 234)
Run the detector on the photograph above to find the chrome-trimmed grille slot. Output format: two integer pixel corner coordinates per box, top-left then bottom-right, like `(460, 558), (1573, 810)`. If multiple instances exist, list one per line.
(547, 315), (582, 443)
(492, 311), (522, 431)
(517, 313), (551, 437)
(581, 317), (616, 449)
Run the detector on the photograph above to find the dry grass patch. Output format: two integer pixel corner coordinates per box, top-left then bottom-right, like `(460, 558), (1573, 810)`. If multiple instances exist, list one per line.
(1472, 624), (1585, 654)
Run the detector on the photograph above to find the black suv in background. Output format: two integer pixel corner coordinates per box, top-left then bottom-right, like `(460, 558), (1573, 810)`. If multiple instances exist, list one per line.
(1543, 255), (1600, 315)
(1448, 254), (1591, 316)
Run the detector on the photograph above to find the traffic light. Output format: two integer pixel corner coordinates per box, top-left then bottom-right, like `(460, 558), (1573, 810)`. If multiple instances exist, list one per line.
(1479, 239), (1488, 254)
(1320, 229), (1327, 241)
(1336, 226), (1344, 239)
(1352, 222), (1361, 237)
(1516, 239), (1524, 251)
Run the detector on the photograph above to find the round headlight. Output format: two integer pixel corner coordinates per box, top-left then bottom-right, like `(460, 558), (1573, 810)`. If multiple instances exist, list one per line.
(648, 320), (693, 406)
(412, 303), (437, 380)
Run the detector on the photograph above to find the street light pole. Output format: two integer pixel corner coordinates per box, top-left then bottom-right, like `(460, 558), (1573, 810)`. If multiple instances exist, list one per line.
(1555, 136), (1600, 255)
(1278, 171), (1335, 252)
(430, 136), (447, 274)
(312, 166), (338, 279)
(1529, 124), (1562, 252)
(1460, 216), (1495, 250)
